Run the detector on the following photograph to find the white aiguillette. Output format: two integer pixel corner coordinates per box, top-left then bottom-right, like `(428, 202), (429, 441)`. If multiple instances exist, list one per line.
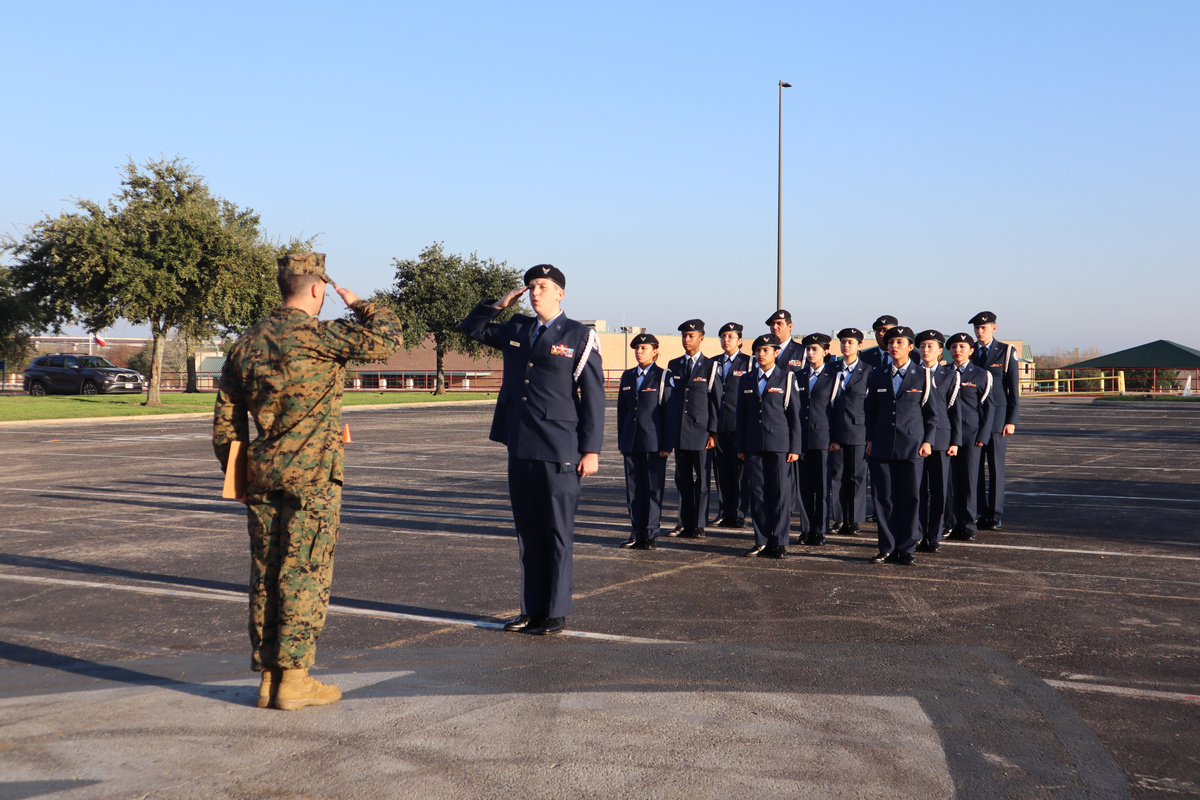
(222, 440), (247, 499)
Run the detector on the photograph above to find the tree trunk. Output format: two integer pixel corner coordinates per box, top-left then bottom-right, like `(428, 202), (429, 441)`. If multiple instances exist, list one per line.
(435, 346), (446, 395)
(185, 336), (199, 393)
(145, 322), (166, 405)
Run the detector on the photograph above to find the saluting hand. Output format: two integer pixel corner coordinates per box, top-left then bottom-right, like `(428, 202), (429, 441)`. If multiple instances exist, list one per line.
(334, 285), (361, 307)
(493, 285), (529, 310)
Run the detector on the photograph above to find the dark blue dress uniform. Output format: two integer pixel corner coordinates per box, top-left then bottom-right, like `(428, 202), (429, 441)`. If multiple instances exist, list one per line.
(668, 330), (722, 535)
(797, 357), (838, 543)
(712, 344), (752, 525)
(617, 357), (678, 547)
(859, 315), (899, 370)
(830, 346), (871, 532)
(865, 350), (938, 560)
(918, 361), (962, 547)
(737, 361), (803, 552)
(946, 334), (996, 539)
(970, 312), (1021, 528)
(459, 298), (604, 621)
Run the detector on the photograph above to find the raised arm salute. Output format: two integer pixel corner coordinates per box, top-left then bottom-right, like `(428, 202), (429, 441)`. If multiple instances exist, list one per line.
(459, 264), (604, 636)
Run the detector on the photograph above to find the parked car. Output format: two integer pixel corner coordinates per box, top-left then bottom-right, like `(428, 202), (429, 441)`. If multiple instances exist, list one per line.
(23, 354), (145, 396)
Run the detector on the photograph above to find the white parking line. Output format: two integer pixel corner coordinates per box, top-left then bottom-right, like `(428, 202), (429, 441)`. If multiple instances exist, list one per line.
(0, 572), (676, 645)
(1045, 679), (1200, 704)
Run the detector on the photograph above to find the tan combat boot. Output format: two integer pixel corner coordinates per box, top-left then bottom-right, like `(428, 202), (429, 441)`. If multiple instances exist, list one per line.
(273, 668), (342, 711)
(256, 667), (282, 709)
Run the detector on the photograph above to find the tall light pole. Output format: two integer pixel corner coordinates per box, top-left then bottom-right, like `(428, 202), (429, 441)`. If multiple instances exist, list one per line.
(777, 80), (791, 311)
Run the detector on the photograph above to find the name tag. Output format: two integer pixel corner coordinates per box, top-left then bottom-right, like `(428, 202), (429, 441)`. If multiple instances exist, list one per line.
(876, 388), (888, 393)
(509, 340), (521, 348)
(621, 386), (631, 391)
(550, 344), (575, 358)
(743, 389), (754, 394)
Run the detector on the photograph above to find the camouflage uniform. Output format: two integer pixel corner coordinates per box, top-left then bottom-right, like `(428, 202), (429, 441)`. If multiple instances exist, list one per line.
(214, 257), (401, 672)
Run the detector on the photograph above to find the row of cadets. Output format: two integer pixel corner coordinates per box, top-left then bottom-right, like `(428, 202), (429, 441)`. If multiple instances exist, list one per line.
(914, 330), (961, 553)
(617, 334), (678, 550)
(970, 311), (1021, 531)
(829, 327), (870, 537)
(864, 326), (938, 565)
(666, 319), (722, 539)
(711, 322), (752, 528)
(945, 331), (995, 542)
(737, 334), (803, 559)
(796, 332), (838, 545)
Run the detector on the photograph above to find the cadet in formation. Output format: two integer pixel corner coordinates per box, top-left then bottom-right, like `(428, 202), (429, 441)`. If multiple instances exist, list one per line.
(970, 311), (1020, 531)
(945, 332), (995, 540)
(737, 334), (803, 559)
(796, 332), (837, 545)
(765, 310), (809, 535)
(860, 314), (899, 370)
(710, 322), (751, 528)
(864, 326), (938, 565)
(617, 333), (677, 550)
(914, 330), (961, 553)
(829, 327), (870, 537)
(459, 264), (605, 636)
(213, 253), (402, 710)
(666, 319), (721, 539)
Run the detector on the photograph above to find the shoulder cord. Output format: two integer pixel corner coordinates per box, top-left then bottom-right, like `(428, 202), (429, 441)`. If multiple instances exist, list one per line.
(707, 360), (719, 391)
(829, 369), (841, 404)
(784, 372), (794, 410)
(984, 370), (994, 401)
(572, 329), (600, 383)
(658, 365), (668, 404)
(920, 366), (933, 407)
(947, 368), (961, 408)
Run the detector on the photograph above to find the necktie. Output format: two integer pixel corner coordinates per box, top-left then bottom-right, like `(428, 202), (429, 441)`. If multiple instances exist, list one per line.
(758, 370), (768, 396)
(531, 324), (546, 347)
(892, 367), (904, 395)
(722, 357), (731, 379)
(636, 369), (646, 390)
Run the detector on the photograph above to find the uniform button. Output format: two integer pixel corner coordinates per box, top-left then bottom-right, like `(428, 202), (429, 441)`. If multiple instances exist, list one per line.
(522, 397), (528, 401)
(527, 362), (533, 368)
(524, 379), (529, 384)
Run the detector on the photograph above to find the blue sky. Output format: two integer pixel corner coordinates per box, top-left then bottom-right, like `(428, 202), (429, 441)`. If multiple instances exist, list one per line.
(3, 1), (1197, 353)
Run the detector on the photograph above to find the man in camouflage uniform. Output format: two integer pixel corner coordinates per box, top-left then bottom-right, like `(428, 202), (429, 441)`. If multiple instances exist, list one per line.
(213, 253), (401, 710)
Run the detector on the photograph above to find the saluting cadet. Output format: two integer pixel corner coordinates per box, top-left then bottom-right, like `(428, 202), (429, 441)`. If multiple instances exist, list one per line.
(459, 264), (605, 636)
(617, 334), (677, 550)
(711, 322), (751, 528)
(766, 309), (805, 374)
(667, 319), (721, 538)
(864, 326), (938, 565)
(969, 311), (1020, 530)
(737, 334), (803, 559)
(214, 253), (402, 710)
(915, 330), (961, 553)
(829, 327), (870, 536)
(944, 332), (995, 541)
(797, 333), (838, 545)
(859, 314), (899, 370)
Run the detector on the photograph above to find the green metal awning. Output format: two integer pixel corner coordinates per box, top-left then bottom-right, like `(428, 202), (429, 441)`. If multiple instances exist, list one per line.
(1067, 340), (1200, 369)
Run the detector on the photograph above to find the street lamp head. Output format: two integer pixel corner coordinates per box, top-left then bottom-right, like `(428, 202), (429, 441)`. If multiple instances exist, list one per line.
(779, 81), (792, 88)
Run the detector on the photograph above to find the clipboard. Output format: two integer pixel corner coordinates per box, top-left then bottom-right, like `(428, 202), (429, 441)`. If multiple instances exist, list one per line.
(222, 440), (247, 499)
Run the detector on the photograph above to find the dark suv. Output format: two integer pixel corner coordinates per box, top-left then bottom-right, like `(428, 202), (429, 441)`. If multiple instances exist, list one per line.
(23, 354), (145, 396)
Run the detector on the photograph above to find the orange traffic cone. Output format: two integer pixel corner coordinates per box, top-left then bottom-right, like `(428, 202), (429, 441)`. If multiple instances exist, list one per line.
(343, 424), (352, 443)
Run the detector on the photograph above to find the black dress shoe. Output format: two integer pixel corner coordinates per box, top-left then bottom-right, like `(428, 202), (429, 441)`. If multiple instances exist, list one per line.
(897, 552), (916, 565)
(768, 545), (787, 559)
(846, 523), (861, 536)
(977, 518), (996, 530)
(806, 532), (826, 546)
(681, 527), (706, 539)
(503, 615), (540, 632)
(528, 617), (565, 635)
(733, 516), (746, 528)
(883, 552), (901, 564)
(865, 514), (877, 524)
(988, 520), (1002, 530)
(632, 539), (657, 550)
(744, 544), (767, 557)
(869, 551), (889, 564)
(666, 524), (684, 537)
(916, 539), (940, 553)
(620, 536), (638, 548)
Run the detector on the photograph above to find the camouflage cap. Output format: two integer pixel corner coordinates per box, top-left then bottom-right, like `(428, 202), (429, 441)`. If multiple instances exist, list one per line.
(278, 252), (334, 285)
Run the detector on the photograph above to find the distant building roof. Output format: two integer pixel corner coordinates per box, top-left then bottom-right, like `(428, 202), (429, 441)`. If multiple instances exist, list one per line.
(199, 356), (226, 375)
(1067, 340), (1200, 369)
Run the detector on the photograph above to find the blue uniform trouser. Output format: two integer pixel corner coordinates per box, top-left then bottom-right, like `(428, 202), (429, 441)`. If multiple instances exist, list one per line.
(977, 432), (1008, 523)
(745, 452), (792, 548)
(799, 449), (830, 534)
(712, 432), (744, 521)
(508, 456), (578, 618)
(919, 450), (950, 542)
(675, 449), (710, 529)
(790, 461), (810, 532)
(623, 452), (667, 542)
(951, 441), (984, 532)
(829, 444), (868, 524)
(870, 457), (922, 555)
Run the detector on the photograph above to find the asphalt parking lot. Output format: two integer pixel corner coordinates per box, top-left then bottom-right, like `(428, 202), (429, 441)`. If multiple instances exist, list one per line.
(0, 397), (1197, 799)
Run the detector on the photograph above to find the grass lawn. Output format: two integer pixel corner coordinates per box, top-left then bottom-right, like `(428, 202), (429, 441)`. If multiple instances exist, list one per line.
(0, 391), (497, 422)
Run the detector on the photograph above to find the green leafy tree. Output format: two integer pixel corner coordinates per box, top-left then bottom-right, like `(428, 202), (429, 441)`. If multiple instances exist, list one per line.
(376, 242), (525, 394)
(2, 157), (299, 403)
(0, 265), (48, 375)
